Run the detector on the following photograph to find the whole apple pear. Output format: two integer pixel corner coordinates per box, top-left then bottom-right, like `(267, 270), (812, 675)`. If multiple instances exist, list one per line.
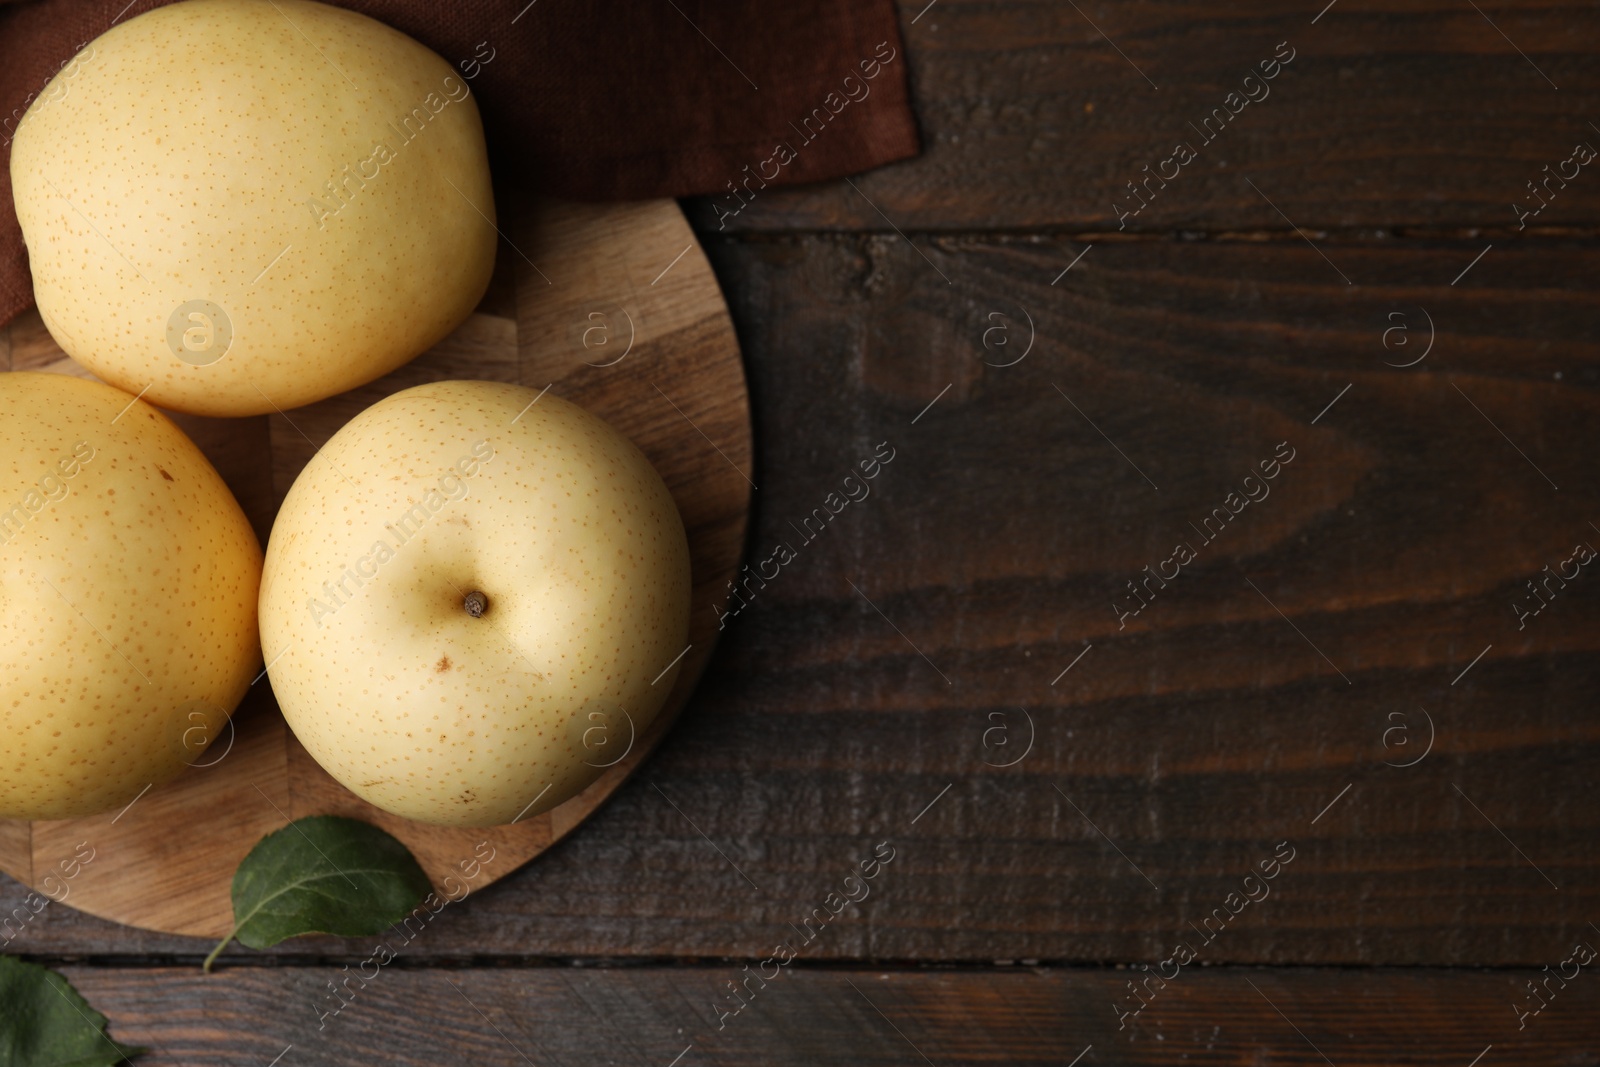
(259, 381), (692, 826)
(9, 0), (496, 416)
(0, 372), (263, 819)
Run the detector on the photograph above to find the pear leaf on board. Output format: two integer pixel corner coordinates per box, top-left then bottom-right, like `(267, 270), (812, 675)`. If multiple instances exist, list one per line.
(203, 814), (432, 973)
(0, 954), (147, 1066)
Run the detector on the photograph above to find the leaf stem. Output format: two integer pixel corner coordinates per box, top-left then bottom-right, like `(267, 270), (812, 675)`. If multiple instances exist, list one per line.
(202, 924), (237, 974)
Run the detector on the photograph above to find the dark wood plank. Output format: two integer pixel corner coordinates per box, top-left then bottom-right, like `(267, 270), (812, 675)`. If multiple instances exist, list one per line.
(9, 236), (1598, 965)
(47, 965), (1600, 1066)
(691, 0), (1600, 233)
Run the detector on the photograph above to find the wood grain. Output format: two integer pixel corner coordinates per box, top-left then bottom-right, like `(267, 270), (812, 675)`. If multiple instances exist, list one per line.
(53, 965), (1600, 1066)
(4, 235), (1594, 965)
(692, 0), (1600, 233)
(0, 198), (750, 938)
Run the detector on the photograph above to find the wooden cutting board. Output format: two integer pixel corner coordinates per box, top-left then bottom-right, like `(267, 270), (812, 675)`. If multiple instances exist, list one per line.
(0, 197), (751, 938)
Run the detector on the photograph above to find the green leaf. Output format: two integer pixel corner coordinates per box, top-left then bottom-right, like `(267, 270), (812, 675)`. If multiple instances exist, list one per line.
(204, 815), (432, 973)
(0, 955), (146, 1067)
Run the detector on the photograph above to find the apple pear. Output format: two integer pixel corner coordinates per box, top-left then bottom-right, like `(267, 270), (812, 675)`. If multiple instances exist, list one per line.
(259, 381), (692, 826)
(0, 372), (263, 819)
(9, 0), (496, 417)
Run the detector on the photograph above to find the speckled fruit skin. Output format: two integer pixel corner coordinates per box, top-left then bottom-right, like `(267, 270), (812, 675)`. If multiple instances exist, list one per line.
(0, 373), (263, 819)
(259, 381), (692, 827)
(9, 0), (496, 417)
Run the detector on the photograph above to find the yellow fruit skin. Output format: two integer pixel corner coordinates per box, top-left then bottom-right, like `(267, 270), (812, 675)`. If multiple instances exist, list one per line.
(9, 0), (496, 417)
(0, 372), (263, 819)
(260, 381), (692, 827)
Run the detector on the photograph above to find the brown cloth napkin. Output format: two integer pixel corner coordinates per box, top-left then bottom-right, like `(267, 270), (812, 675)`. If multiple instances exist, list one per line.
(0, 0), (919, 330)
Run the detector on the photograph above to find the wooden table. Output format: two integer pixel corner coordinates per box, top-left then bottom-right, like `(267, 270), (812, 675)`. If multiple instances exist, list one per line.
(6, 1), (1599, 1062)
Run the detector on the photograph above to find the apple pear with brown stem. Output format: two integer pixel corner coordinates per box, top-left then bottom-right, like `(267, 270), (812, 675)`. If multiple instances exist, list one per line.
(259, 381), (692, 827)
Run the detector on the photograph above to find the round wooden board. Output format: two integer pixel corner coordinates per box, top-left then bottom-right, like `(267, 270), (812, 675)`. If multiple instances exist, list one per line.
(0, 197), (751, 939)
